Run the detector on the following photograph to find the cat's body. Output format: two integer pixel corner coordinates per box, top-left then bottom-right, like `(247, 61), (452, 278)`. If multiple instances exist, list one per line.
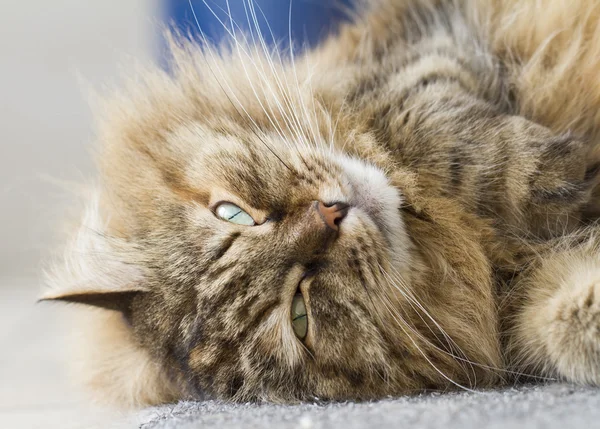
(45, 0), (600, 406)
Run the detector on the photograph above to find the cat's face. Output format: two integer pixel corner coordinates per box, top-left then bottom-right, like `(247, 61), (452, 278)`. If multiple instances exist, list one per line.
(119, 120), (422, 401)
(45, 43), (500, 404)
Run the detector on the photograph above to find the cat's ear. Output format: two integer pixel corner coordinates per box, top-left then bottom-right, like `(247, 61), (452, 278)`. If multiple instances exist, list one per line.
(41, 191), (149, 314)
(40, 289), (144, 313)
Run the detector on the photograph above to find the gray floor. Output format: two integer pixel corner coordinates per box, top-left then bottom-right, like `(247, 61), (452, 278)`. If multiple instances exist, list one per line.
(141, 384), (600, 429)
(3, 276), (600, 429)
(0, 278), (140, 429)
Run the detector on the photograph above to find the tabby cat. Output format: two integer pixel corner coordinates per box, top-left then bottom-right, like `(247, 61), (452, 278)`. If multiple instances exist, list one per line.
(44, 0), (600, 406)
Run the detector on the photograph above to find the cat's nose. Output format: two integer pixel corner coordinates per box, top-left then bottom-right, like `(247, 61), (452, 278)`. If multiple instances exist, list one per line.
(316, 201), (350, 231)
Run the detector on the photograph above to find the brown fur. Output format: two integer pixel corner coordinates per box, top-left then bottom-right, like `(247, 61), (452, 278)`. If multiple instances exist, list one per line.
(44, 0), (600, 407)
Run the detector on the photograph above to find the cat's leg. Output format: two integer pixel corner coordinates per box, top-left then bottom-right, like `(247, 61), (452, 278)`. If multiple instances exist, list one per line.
(506, 229), (600, 384)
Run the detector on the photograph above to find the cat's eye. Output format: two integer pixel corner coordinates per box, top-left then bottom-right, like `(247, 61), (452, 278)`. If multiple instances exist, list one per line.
(214, 202), (256, 226)
(291, 293), (308, 341)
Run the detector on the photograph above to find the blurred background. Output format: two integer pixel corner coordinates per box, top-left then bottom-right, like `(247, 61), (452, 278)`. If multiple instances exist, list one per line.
(1, 1), (159, 280)
(0, 0), (351, 280)
(0, 1), (350, 427)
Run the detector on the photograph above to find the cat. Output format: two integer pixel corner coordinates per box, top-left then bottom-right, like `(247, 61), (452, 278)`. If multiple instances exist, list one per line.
(43, 0), (600, 407)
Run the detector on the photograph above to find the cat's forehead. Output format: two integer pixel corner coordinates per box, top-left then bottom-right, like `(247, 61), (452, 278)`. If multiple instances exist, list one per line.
(168, 122), (342, 210)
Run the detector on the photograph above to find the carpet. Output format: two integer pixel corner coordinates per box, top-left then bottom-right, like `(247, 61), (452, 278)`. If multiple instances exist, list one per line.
(139, 384), (600, 429)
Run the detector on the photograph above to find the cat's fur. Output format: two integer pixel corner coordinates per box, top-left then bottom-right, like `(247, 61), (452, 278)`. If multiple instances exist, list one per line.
(44, 0), (600, 407)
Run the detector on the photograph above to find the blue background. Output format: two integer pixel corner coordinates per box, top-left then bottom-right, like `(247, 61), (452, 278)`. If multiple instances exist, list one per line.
(162, 0), (354, 53)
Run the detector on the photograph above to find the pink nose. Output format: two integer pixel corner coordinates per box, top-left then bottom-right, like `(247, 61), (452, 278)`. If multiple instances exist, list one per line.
(316, 201), (350, 231)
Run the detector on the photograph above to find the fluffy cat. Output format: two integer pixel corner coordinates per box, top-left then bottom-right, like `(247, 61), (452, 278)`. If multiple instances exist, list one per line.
(43, 0), (600, 407)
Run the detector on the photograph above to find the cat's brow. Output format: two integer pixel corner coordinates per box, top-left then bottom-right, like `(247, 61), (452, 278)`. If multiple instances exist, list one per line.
(187, 0), (297, 175)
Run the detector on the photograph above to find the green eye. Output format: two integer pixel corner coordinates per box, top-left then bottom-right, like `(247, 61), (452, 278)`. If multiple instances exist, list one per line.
(291, 293), (308, 340)
(215, 202), (256, 226)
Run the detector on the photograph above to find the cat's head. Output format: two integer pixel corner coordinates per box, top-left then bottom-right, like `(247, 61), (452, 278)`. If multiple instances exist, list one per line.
(44, 40), (497, 404)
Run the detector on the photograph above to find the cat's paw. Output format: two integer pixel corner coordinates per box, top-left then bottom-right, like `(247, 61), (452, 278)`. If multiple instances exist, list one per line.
(545, 277), (600, 384)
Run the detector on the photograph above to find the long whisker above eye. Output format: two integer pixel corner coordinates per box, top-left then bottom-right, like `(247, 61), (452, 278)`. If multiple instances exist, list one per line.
(240, 0), (309, 150)
(285, 0), (324, 152)
(206, 0), (323, 164)
(220, 0), (306, 149)
(244, 0), (323, 164)
(251, 1), (312, 146)
(187, 0), (296, 174)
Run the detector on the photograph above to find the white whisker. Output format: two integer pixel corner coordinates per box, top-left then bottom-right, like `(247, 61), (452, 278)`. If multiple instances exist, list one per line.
(245, 0), (313, 151)
(187, 0), (295, 171)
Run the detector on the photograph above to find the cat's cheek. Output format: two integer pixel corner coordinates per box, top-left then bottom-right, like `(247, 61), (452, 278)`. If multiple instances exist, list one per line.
(337, 156), (403, 226)
(335, 210), (372, 240)
(338, 156), (409, 251)
(254, 301), (307, 369)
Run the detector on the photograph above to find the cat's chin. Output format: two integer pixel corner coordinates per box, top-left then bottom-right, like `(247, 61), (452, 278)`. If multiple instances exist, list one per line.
(337, 155), (412, 275)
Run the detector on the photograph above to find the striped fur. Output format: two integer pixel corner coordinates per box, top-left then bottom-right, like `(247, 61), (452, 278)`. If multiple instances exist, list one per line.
(45, 0), (600, 407)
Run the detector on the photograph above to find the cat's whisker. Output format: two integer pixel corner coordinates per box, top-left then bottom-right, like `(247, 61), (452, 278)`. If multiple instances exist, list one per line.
(299, 50), (325, 153)
(198, 0), (305, 155)
(238, 0), (305, 149)
(232, 10), (302, 154)
(196, 0), (326, 171)
(380, 265), (479, 386)
(250, 1), (324, 158)
(222, 0), (306, 151)
(187, 0), (296, 172)
(242, 0), (312, 152)
(370, 290), (425, 385)
(372, 276), (478, 393)
(329, 95), (349, 153)
(377, 265), (474, 378)
(379, 279), (507, 387)
(252, 0), (320, 151)
(284, 0), (326, 153)
(382, 270), (486, 380)
(384, 264), (471, 362)
(380, 263), (557, 382)
(362, 257), (473, 385)
(360, 285), (395, 387)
